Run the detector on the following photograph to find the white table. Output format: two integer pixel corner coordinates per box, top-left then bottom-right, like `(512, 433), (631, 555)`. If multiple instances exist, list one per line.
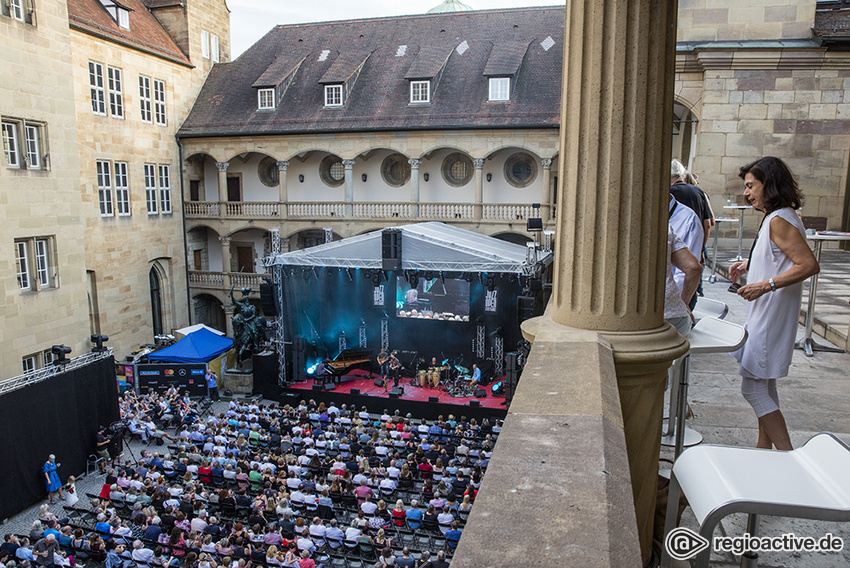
(722, 204), (753, 261)
(795, 232), (850, 357)
(709, 217), (739, 283)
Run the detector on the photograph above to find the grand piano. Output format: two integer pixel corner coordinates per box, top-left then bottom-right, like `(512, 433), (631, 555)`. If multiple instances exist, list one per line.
(321, 347), (372, 383)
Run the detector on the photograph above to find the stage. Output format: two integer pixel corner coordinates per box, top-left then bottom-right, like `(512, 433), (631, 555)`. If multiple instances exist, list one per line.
(277, 370), (508, 422)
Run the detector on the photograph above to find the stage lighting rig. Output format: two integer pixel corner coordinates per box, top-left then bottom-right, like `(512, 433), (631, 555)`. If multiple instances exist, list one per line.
(486, 275), (497, 292)
(345, 268), (353, 281)
(91, 334), (109, 353)
(51, 345), (72, 366)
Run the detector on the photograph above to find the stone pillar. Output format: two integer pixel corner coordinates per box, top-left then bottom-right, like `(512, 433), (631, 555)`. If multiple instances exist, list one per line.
(343, 159), (355, 217)
(408, 158), (421, 218)
(549, 0), (685, 562)
(223, 304), (234, 338)
(215, 161), (229, 215)
(540, 158), (553, 222)
(277, 160), (289, 218)
(219, 235), (232, 289)
(473, 158), (485, 220)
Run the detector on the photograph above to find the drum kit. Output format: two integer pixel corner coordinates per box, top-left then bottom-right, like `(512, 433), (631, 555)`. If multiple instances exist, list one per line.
(413, 358), (475, 397)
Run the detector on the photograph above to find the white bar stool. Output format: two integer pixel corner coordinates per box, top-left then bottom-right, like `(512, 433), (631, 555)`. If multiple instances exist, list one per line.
(663, 317), (747, 457)
(692, 298), (728, 321)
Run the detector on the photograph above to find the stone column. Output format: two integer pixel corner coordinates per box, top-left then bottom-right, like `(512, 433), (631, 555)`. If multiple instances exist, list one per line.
(540, 158), (553, 222)
(219, 235), (232, 289)
(277, 160), (289, 218)
(215, 161), (229, 216)
(549, 0), (686, 562)
(223, 304), (234, 338)
(408, 158), (421, 218)
(343, 159), (355, 217)
(473, 158), (485, 220)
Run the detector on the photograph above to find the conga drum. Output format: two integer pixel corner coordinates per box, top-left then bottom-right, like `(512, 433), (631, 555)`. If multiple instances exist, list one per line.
(428, 370), (440, 387)
(418, 370), (427, 386)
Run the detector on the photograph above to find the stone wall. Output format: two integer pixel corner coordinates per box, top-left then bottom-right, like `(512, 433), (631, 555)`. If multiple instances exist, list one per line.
(677, 0), (816, 42)
(0, 0), (91, 380)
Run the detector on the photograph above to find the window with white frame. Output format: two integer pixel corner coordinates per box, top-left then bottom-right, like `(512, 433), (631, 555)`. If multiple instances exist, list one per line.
(144, 163), (158, 214)
(139, 75), (152, 122)
(15, 240), (30, 289)
(153, 79), (167, 125)
(258, 89), (275, 110)
(118, 7), (130, 30)
(96, 160), (113, 216)
(410, 80), (430, 104)
(488, 77), (510, 101)
(89, 62), (106, 115)
(43, 349), (55, 366)
(34, 238), (50, 286)
(2, 121), (20, 168)
(211, 34), (220, 63)
(9, 0), (24, 21)
(324, 84), (343, 107)
(24, 124), (41, 169)
(22, 355), (36, 374)
(107, 66), (124, 118)
(158, 164), (172, 214)
(115, 161), (130, 216)
(201, 29), (210, 59)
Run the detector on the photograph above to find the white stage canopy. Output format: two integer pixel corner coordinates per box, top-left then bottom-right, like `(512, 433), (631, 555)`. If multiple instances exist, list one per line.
(265, 222), (552, 274)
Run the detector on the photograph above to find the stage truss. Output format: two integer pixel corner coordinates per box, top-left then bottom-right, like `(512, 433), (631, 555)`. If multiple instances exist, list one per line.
(270, 229), (287, 385)
(0, 348), (114, 396)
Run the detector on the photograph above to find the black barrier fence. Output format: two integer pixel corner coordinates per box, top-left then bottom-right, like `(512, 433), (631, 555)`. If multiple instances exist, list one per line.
(136, 363), (207, 396)
(0, 355), (119, 521)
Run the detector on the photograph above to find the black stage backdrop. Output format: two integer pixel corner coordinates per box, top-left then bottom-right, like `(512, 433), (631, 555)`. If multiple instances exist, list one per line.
(278, 267), (523, 379)
(0, 356), (119, 521)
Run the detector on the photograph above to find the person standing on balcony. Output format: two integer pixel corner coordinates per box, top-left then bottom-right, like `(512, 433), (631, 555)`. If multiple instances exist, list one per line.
(729, 157), (819, 451)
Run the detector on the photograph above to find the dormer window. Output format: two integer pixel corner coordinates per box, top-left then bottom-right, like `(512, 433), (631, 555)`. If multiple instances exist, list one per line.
(324, 84), (343, 107)
(488, 77), (510, 102)
(118, 8), (129, 30)
(258, 89), (275, 110)
(410, 80), (430, 104)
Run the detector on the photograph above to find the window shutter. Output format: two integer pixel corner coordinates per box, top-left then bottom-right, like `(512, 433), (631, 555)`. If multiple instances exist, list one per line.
(25, 0), (35, 25)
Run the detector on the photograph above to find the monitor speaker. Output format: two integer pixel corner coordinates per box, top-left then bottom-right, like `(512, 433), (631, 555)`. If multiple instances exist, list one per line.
(350, 388), (360, 396)
(324, 382), (336, 391)
(389, 388), (402, 398)
(428, 396), (439, 404)
(312, 384), (323, 391)
(374, 378), (385, 387)
(474, 387), (487, 398)
(469, 400), (480, 407)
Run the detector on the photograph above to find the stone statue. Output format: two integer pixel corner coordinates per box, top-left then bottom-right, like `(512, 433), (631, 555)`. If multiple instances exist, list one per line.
(229, 287), (268, 365)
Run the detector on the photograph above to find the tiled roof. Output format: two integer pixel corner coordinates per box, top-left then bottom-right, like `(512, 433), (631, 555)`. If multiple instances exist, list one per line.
(68, 0), (191, 66)
(178, 7), (564, 138)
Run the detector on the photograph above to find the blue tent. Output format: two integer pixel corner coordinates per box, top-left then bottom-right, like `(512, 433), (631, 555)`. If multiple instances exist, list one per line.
(148, 327), (233, 363)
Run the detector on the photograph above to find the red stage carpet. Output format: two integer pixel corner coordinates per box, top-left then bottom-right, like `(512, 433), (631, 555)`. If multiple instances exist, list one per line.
(288, 369), (505, 411)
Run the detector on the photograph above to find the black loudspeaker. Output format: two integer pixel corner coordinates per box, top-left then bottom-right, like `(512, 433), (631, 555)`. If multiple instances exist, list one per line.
(506, 352), (518, 373)
(469, 400), (480, 407)
(389, 388), (401, 399)
(293, 337), (306, 383)
(259, 282), (279, 317)
(350, 388), (360, 395)
(324, 382), (336, 391)
(428, 396), (439, 404)
(312, 384), (323, 391)
(517, 296), (535, 324)
(382, 228), (402, 271)
(474, 388), (487, 398)
(529, 278), (543, 292)
(374, 378), (385, 387)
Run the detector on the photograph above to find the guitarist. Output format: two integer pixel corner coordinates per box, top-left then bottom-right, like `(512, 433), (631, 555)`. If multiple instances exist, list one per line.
(377, 349), (390, 382)
(389, 351), (401, 387)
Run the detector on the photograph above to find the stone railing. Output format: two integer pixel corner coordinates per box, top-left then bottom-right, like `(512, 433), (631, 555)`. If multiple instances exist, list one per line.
(188, 271), (265, 289)
(185, 200), (553, 223)
(188, 270), (224, 288)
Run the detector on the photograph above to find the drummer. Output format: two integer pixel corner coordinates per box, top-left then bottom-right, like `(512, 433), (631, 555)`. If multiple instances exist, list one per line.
(470, 364), (481, 386)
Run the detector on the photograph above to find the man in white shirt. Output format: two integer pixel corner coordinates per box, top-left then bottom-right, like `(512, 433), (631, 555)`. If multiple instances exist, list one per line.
(308, 518), (325, 539)
(360, 495), (378, 516)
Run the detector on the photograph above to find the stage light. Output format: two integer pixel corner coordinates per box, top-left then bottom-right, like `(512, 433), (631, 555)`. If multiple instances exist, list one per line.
(345, 268), (353, 281)
(307, 364), (317, 375)
(312, 267), (319, 280)
(478, 273), (485, 286)
(462, 273), (473, 282)
(303, 269), (310, 282)
(51, 345), (72, 366)
(91, 334), (109, 353)
(486, 275), (496, 291)
(439, 272), (446, 285)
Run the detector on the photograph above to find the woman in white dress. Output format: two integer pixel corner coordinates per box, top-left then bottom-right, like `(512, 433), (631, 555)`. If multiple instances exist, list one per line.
(730, 157), (819, 450)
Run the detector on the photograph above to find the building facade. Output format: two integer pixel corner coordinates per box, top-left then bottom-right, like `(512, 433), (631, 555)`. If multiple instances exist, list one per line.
(68, 0), (230, 359)
(1, 0), (90, 379)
